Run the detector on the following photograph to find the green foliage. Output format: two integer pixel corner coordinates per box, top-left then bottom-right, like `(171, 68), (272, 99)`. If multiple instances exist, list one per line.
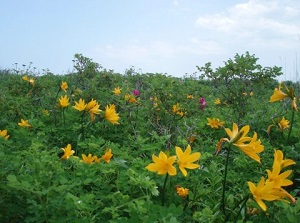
(197, 52), (282, 123)
(0, 52), (299, 222)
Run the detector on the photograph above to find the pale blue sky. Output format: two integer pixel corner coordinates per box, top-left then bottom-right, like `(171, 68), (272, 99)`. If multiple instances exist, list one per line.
(1, 0), (299, 80)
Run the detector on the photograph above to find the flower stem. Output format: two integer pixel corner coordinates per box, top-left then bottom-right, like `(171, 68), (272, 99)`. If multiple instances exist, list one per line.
(222, 145), (231, 215)
(62, 109), (66, 130)
(162, 173), (169, 206)
(80, 112), (85, 139)
(233, 195), (249, 223)
(224, 195), (249, 222)
(286, 109), (295, 143)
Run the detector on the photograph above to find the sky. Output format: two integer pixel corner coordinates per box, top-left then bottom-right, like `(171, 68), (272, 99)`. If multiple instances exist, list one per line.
(1, 0), (299, 81)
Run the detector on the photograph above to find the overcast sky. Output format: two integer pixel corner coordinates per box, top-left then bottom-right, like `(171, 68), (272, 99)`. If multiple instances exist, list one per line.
(1, 0), (299, 81)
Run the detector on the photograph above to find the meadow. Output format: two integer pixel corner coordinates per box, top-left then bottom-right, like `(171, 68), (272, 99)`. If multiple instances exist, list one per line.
(0, 52), (299, 222)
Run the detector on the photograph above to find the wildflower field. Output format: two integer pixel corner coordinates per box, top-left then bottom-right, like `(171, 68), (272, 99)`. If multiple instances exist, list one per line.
(0, 52), (299, 222)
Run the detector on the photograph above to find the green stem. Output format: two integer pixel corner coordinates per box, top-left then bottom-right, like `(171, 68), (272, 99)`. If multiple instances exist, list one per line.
(224, 195), (249, 222)
(62, 109), (66, 130)
(80, 112), (85, 139)
(233, 195), (249, 223)
(286, 109), (295, 143)
(53, 88), (61, 127)
(162, 173), (169, 206)
(222, 145), (231, 215)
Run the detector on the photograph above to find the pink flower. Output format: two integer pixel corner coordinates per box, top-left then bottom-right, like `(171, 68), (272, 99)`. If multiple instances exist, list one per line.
(200, 97), (206, 110)
(133, 89), (140, 96)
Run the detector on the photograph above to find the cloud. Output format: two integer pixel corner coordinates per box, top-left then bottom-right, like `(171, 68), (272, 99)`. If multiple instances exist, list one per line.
(195, 0), (300, 45)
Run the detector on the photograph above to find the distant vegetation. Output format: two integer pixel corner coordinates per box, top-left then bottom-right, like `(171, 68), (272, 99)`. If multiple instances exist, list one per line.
(0, 52), (299, 222)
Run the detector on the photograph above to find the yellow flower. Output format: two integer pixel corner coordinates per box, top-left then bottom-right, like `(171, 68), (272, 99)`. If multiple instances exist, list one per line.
(172, 103), (180, 114)
(269, 82), (289, 102)
(61, 81), (68, 92)
(207, 118), (224, 129)
(266, 150), (295, 189)
(177, 111), (185, 117)
(187, 94), (193, 99)
(113, 86), (121, 95)
(101, 148), (113, 163)
(88, 101), (101, 122)
(83, 99), (101, 122)
(176, 186), (189, 198)
(146, 151), (177, 176)
(59, 95), (69, 108)
(22, 75), (34, 85)
(250, 91), (254, 97)
(172, 103), (185, 116)
(73, 98), (87, 111)
(85, 99), (98, 111)
(266, 166), (293, 189)
(270, 82), (298, 111)
(214, 98), (221, 104)
(217, 123), (264, 163)
(22, 75), (28, 81)
(94, 156), (101, 163)
(236, 132), (264, 163)
(61, 144), (75, 160)
(248, 177), (280, 211)
(225, 123), (252, 144)
(29, 78), (35, 85)
(18, 119), (31, 128)
(272, 149), (296, 170)
(175, 145), (201, 177)
(0, 129), (9, 139)
(125, 94), (137, 103)
(278, 117), (289, 131)
(81, 154), (97, 164)
(104, 104), (120, 125)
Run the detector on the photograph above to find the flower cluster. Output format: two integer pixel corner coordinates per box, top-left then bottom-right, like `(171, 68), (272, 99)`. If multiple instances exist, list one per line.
(172, 103), (185, 117)
(150, 96), (159, 108)
(73, 98), (102, 122)
(248, 150), (296, 211)
(81, 149), (113, 164)
(217, 123), (264, 163)
(125, 94), (138, 103)
(22, 75), (35, 86)
(146, 145), (201, 177)
(61, 144), (113, 164)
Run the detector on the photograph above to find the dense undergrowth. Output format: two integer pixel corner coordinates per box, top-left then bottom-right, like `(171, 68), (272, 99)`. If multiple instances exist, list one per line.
(0, 52), (299, 222)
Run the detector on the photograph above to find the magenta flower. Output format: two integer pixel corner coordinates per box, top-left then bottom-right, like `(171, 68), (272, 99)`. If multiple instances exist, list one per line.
(133, 89), (140, 96)
(200, 97), (207, 110)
